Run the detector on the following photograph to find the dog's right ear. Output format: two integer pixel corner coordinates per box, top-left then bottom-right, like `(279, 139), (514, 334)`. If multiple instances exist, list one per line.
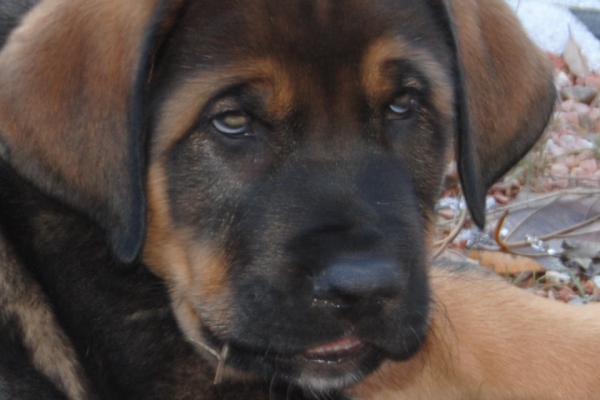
(0, 0), (184, 263)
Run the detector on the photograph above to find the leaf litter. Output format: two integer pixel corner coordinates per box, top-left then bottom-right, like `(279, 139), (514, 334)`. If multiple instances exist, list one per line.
(434, 40), (600, 304)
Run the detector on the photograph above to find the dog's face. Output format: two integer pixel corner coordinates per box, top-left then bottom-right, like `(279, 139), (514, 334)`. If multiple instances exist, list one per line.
(0, 0), (555, 395)
(143, 0), (457, 389)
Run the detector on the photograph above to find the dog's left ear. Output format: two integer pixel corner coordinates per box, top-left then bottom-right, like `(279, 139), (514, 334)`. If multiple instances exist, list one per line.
(433, 0), (556, 227)
(0, 0), (184, 262)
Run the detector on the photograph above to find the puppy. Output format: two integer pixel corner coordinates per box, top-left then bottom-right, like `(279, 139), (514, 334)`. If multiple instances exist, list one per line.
(0, 0), (572, 399)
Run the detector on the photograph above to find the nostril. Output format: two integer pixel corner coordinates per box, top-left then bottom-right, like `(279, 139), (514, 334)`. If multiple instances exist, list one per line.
(312, 258), (404, 312)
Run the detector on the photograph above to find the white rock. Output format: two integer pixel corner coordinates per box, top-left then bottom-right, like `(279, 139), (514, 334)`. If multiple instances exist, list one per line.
(545, 270), (571, 285)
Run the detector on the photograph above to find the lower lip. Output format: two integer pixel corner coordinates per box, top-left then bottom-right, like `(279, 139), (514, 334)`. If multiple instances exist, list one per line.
(299, 337), (365, 363)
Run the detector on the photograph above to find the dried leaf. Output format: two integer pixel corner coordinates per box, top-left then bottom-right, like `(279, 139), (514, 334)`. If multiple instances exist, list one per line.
(561, 240), (600, 275)
(468, 250), (545, 274)
(486, 190), (600, 270)
(562, 240), (600, 259)
(563, 26), (590, 78)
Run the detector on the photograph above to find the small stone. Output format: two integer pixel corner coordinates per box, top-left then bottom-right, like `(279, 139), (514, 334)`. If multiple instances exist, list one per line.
(555, 71), (572, 88)
(550, 163), (569, 176)
(589, 107), (600, 120)
(585, 74), (600, 91)
(560, 85), (599, 105)
(545, 139), (566, 157)
(580, 159), (597, 173)
(573, 102), (590, 115)
(565, 111), (580, 125)
(575, 139), (594, 149)
(583, 280), (599, 296)
(557, 287), (575, 302)
(558, 134), (576, 148)
(571, 166), (590, 178)
(550, 54), (568, 72)
(592, 118), (600, 133)
(545, 271), (571, 285)
(560, 99), (574, 112)
(563, 155), (577, 168)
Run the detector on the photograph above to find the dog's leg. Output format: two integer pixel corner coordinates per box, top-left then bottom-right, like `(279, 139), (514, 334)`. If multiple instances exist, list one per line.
(350, 262), (600, 400)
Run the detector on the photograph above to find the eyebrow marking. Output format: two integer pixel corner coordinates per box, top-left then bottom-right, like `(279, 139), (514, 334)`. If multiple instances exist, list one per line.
(361, 36), (454, 118)
(152, 58), (293, 161)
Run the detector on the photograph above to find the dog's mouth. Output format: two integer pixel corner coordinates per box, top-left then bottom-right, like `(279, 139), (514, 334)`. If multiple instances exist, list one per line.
(297, 336), (366, 363)
(200, 328), (383, 391)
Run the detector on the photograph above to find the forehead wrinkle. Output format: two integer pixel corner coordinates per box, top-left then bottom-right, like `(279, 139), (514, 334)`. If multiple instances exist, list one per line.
(152, 58), (294, 161)
(361, 36), (454, 118)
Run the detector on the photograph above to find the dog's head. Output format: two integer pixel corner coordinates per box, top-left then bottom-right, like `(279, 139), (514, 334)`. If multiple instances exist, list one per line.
(0, 0), (554, 393)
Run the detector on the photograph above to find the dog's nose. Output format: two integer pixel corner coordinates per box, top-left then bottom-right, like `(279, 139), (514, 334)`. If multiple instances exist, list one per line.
(312, 257), (403, 315)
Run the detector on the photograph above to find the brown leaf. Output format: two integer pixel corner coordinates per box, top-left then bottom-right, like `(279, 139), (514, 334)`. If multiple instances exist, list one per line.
(486, 190), (600, 270)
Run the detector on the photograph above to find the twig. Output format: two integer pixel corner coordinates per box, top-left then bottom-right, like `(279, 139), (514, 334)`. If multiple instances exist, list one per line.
(486, 188), (600, 217)
(493, 210), (511, 252)
(500, 213), (600, 249)
(432, 205), (467, 259)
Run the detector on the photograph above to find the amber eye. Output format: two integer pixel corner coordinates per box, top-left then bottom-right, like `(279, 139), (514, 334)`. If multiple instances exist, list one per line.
(212, 112), (251, 136)
(387, 94), (415, 120)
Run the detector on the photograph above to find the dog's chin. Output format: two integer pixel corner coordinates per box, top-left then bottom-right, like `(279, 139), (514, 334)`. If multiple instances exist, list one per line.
(275, 337), (384, 392)
(201, 329), (418, 393)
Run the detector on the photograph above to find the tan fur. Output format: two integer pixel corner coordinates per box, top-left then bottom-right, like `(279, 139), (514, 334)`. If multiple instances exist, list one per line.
(361, 37), (454, 119)
(349, 264), (600, 400)
(144, 164), (236, 366)
(0, 234), (88, 400)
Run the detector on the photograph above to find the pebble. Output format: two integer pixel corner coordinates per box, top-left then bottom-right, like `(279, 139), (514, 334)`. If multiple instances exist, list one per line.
(566, 111), (580, 125)
(573, 102), (591, 115)
(560, 85), (598, 105)
(555, 72), (572, 89)
(571, 166), (589, 177)
(550, 163), (569, 176)
(580, 158), (598, 173)
(560, 99), (574, 112)
(585, 74), (600, 91)
(545, 271), (571, 285)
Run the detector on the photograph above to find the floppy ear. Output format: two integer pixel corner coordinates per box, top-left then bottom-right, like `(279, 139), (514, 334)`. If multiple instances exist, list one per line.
(0, 0), (184, 262)
(433, 0), (556, 227)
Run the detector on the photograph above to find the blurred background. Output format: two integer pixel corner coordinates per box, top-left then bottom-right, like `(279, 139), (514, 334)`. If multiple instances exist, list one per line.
(507, 0), (600, 69)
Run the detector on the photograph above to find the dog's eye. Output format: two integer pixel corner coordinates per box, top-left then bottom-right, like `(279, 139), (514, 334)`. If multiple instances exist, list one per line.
(212, 112), (251, 136)
(387, 94), (415, 120)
